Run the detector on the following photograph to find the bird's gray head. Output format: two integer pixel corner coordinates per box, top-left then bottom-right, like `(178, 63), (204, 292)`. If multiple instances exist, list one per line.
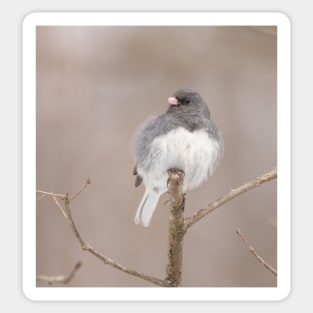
(166, 88), (210, 118)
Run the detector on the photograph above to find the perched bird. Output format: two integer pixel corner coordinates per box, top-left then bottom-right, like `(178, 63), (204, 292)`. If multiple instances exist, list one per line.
(133, 88), (224, 227)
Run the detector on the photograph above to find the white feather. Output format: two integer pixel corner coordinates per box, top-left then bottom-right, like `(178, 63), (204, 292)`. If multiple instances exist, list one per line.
(134, 127), (221, 226)
(133, 190), (162, 227)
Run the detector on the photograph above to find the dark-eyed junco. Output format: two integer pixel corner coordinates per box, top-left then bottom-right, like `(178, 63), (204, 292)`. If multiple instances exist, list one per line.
(133, 88), (224, 227)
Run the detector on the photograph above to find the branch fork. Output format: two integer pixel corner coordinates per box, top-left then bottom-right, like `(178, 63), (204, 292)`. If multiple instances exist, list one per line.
(37, 167), (277, 287)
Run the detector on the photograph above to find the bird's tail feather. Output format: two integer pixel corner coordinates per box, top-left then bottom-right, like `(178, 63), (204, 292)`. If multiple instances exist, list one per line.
(134, 190), (161, 227)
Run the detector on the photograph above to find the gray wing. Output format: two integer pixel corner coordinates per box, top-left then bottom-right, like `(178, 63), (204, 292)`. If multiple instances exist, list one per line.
(206, 120), (224, 175)
(133, 165), (142, 187)
(134, 114), (179, 170)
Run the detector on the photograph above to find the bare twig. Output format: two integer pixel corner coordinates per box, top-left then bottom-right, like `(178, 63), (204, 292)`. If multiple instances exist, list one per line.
(36, 261), (82, 285)
(62, 193), (167, 286)
(36, 190), (65, 198)
(38, 181), (167, 287)
(165, 169), (186, 287)
(37, 167), (277, 287)
(36, 179), (91, 201)
(82, 242), (166, 287)
(236, 228), (277, 276)
(184, 167), (277, 230)
(52, 195), (68, 219)
(70, 178), (91, 201)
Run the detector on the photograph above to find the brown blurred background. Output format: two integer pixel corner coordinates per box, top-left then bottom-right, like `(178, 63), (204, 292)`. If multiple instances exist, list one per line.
(36, 26), (277, 287)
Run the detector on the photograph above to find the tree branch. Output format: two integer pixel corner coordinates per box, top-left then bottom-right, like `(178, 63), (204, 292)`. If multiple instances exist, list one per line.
(236, 228), (277, 276)
(63, 192), (167, 286)
(165, 169), (186, 287)
(184, 167), (277, 231)
(69, 178), (91, 201)
(37, 167), (277, 287)
(36, 190), (65, 198)
(37, 180), (167, 287)
(36, 261), (82, 285)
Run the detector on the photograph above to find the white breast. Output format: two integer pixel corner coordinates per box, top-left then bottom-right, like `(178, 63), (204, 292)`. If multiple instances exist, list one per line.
(137, 127), (220, 193)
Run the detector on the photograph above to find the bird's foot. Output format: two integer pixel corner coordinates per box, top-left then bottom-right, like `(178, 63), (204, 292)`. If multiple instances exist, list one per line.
(167, 168), (185, 177)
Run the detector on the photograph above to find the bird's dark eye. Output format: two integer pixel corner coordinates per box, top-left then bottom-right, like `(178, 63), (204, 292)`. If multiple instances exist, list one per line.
(183, 99), (191, 105)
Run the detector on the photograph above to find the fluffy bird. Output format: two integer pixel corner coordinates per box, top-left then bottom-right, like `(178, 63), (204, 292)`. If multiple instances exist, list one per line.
(133, 88), (224, 227)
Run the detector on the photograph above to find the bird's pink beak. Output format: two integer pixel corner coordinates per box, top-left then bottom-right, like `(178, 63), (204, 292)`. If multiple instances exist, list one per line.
(168, 97), (178, 105)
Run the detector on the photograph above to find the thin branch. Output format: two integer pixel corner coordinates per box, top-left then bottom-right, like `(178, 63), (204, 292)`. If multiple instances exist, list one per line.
(36, 190), (65, 198)
(62, 193), (167, 286)
(70, 178), (91, 201)
(236, 228), (277, 276)
(37, 167), (277, 287)
(83, 242), (166, 287)
(52, 195), (68, 219)
(184, 167), (277, 231)
(36, 178), (91, 202)
(36, 261), (82, 285)
(38, 182), (167, 287)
